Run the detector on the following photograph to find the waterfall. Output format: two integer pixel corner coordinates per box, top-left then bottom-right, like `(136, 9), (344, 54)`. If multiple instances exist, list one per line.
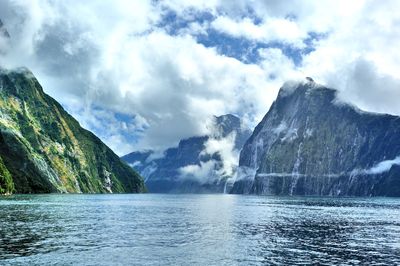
(290, 142), (303, 196)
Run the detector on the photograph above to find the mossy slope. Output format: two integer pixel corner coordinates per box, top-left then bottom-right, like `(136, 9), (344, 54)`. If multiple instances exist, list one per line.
(0, 68), (145, 194)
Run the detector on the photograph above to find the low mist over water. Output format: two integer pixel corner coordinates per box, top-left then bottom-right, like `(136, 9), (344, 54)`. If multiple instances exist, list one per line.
(1, 194), (399, 265)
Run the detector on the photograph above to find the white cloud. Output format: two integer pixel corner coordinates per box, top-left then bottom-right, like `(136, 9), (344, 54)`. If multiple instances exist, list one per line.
(211, 16), (306, 47)
(352, 156), (400, 176)
(300, 0), (400, 115)
(366, 156), (400, 175)
(179, 160), (218, 184)
(201, 132), (238, 177)
(84, 30), (275, 152)
(1, 0), (400, 157)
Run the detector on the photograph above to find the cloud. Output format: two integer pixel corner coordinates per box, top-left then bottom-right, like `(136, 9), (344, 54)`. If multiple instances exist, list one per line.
(335, 59), (400, 115)
(300, 0), (400, 115)
(211, 16), (306, 47)
(1, 1), (289, 155)
(366, 156), (400, 175)
(177, 117), (247, 184)
(0, 0), (400, 157)
(352, 156), (400, 176)
(88, 30), (278, 151)
(201, 132), (239, 177)
(179, 160), (218, 184)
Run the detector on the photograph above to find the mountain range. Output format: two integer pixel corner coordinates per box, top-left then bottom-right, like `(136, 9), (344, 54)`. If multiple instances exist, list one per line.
(2, 68), (399, 196)
(1, 18), (399, 196)
(122, 114), (251, 193)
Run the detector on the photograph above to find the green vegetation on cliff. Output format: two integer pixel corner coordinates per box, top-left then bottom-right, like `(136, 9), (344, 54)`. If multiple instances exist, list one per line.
(0, 155), (14, 194)
(0, 68), (146, 194)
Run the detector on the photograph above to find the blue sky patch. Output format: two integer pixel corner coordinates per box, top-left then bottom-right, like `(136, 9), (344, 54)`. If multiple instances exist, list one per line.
(157, 8), (327, 66)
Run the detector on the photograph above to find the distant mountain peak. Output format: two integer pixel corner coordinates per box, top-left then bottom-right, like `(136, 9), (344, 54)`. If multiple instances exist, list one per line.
(277, 77), (336, 101)
(215, 113), (240, 122)
(212, 113), (243, 138)
(122, 113), (252, 193)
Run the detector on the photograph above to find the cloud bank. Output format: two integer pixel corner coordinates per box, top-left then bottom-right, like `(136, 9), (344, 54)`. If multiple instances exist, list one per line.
(0, 0), (399, 156)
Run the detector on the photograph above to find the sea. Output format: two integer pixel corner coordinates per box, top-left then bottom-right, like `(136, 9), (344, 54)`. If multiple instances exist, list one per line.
(1, 194), (399, 265)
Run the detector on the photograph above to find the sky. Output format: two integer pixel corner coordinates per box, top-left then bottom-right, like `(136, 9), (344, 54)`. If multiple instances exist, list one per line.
(0, 0), (399, 156)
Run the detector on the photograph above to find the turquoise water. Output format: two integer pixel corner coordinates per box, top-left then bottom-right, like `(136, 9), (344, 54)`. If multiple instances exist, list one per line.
(0, 194), (399, 265)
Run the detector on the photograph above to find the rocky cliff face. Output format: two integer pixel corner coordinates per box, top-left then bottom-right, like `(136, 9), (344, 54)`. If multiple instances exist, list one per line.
(123, 114), (251, 193)
(231, 78), (400, 196)
(0, 68), (146, 194)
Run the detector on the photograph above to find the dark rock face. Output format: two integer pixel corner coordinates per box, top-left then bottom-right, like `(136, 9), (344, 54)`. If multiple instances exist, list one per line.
(0, 68), (146, 194)
(231, 79), (400, 196)
(122, 114), (251, 193)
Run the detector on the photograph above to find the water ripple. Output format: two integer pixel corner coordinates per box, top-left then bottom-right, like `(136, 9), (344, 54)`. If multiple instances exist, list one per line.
(0, 194), (399, 265)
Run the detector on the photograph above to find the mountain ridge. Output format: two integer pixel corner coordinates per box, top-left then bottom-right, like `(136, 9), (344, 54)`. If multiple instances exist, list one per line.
(0, 67), (146, 194)
(231, 78), (400, 196)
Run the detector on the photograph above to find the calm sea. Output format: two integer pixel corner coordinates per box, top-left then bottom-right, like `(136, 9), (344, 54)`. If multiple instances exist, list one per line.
(1, 194), (399, 265)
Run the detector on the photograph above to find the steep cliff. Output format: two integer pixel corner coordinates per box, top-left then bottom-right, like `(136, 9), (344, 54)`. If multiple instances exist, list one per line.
(231, 78), (400, 196)
(123, 114), (251, 193)
(0, 68), (146, 194)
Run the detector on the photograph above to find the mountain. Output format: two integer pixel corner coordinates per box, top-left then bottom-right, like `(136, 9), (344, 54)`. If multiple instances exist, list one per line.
(0, 67), (146, 194)
(231, 78), (400, 196)
(122, 114), (251, 193)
